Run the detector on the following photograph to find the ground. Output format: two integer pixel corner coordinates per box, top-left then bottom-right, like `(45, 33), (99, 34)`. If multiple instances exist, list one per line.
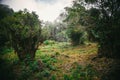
(1, 41), (116, 80)
(36, 42), (98, 80)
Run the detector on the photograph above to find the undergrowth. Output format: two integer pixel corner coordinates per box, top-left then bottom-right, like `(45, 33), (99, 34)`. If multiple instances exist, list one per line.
(1, 42), (99, 80)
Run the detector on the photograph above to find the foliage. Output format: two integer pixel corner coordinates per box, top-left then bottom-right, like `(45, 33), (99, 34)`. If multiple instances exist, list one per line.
(0, 5), (15, 79)
(64, 74), (72, 80)
(1, 41), (98, 80)
(0, 4), (14, 49)
(43, 40), (56, 45)
(50, 75), (56, 80)
(67, 26), (87, 45)
(40, 54), (57, 71)
(85, 0), (120, 58)
(42, 21), (68, 42)
(0, 47), (17, 80)
(65, 0), (120, 57)
(63, 64), (98, 80)
(18, 60), (40, 80)
(0, 58), (15, 80)
(64, 1), (89, 45)
(2, 9), (42, 61)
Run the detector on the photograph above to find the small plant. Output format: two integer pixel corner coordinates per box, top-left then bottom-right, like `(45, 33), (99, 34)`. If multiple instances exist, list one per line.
(64, 74), (72, 80)
(70, 64), (98, 80)
(48, 65), (56, 71)
(18, 60), (42, 80)
(50, 75), (56, 80)
(19, 66), (32, 80)
(55, 52), (60, 56)
(43, 40), (49, 45)
(1, 47), (13, 54)
(35, 72), (44, 80)
(29, 60), (40, 72)
(43, 40), (56, 45)
(42, 69), (51, 77)
(71, 65), (82, 80)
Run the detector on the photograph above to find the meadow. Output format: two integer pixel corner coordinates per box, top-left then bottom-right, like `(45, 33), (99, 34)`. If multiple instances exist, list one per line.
(1, 41), (101, 80)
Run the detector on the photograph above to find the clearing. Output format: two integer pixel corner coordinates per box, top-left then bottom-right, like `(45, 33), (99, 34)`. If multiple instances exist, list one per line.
(2, 41), (114, 80)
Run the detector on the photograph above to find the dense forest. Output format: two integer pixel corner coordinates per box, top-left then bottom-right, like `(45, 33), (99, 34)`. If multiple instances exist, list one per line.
(0, 0), (120, 80)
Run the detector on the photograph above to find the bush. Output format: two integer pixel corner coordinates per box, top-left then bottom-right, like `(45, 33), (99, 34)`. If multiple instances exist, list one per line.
(42, 69), (51, 77)
(67, 27), (87, 45)
(64, 74), (72, 80)
(66, 64), (98, 80)
(0, 58), (15, 80)
(50, 75), (56, 80)
(19, 60), (43, 80)
(43, 40), (55, 45)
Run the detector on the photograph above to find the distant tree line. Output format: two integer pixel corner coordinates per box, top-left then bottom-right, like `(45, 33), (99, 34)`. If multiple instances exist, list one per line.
(41, 21), (69, 42)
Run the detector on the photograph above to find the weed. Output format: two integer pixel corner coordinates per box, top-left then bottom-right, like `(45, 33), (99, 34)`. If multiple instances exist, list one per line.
(50, 75), (56, 80)
(43, 40), (55, 45)
(36, 50), (42, 54)
(70, 64), (98, 80)
(55, 52), (60, 56)
(71, 65), (82, 80)
(18, 60), (42, 80)
(35, 72), (44, 80)
(48, 65), (56, 71)
(19, 65), (32, 80)
(1, 47), (13, 54)
(42, 69), (51, 77)
(29, 60), (40, 72)
(64, 74), (72, 80)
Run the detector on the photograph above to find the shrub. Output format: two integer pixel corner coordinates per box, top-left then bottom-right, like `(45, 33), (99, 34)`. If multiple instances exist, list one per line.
(64, 74), (72, 80)
(2, 9), (42, 61)
(0, 58), (15, 80)
(67, 27), (87, 45)
(43, 40), (55, 45)
(70, 64), (98, 80)
(42, 69), (51, 77)
(50, 75), (56, 80)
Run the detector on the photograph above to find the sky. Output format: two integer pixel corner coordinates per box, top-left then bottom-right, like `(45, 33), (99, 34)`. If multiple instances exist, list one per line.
(1, 0), (73, 22)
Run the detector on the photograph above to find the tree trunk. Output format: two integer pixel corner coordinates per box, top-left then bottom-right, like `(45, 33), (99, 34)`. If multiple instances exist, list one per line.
(16, 49), (36, 61)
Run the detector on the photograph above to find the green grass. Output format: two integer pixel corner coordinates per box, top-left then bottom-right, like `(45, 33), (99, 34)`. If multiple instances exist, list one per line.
(1, 41), (99, 80)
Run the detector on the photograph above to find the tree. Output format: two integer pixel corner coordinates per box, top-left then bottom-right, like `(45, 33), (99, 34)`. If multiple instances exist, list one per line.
(85, 0), (120, 58)
(64, 0), (88, 45)
(0, 4), (14, 49)
(2, 9), (42, 61)
(42, 21), (68, 42)
(67, 25), (86, 45)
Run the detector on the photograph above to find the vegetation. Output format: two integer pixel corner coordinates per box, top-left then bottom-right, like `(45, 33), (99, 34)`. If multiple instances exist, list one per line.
(41, 21), (68, 42)
(64, 1), (88, 45)
(1, 41), (99, 80)
(1, 9), (42, 61)
(0, 0), (120, 80)
(0, 4), (13, 50)
(84, 0), (120, 58)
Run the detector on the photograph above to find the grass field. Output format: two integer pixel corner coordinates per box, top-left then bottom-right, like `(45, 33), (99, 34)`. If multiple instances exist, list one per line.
(1, 41), (102, 80)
